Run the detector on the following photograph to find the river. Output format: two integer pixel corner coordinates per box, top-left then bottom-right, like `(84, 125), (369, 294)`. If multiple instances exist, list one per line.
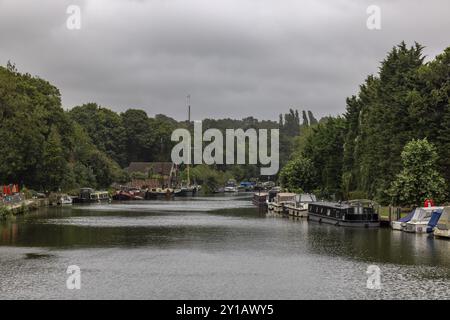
(0, 194), (449, 299)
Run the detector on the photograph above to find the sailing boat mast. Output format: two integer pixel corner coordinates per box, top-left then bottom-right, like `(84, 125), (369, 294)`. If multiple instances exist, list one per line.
(187, 94), (191, 186)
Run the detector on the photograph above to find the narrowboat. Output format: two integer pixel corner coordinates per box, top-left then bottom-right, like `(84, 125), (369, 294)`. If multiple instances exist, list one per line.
(112, 190), (144, 201)
(266, 187), (281, 211)
(72, 188), (111, 203)
(268, 192), (296, 214)
(404, 206), (443, 233)
(434, 207), (450, 239)
(252, 192), (268, 208)
(308, 200), (380, 228)
(145, 188), (175, 199)
(176, 185), (198, 197)
(284, 194), (317, 218)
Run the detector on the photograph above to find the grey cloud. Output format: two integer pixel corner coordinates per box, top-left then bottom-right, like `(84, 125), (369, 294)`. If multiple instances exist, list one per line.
(0, 0), (449, 120)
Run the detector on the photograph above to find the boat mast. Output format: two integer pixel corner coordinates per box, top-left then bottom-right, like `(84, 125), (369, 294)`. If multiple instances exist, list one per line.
(187, 94), (191, 186)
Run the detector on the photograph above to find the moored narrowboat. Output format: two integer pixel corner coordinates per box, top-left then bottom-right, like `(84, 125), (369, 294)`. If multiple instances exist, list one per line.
(308, 200), (380, 228)
(112, 190), (144, 201)
(266, 187), (281, 211)
(145, 188), (175, 199)
(284, 193), (316, 218)
(72, 188), (111, 203)
(269, 192), (296, 214)
(252, 192), (268, 208)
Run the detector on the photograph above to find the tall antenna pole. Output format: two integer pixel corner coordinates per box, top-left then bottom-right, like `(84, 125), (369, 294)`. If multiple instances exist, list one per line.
(187, 94), (191, 186)
(187, 94), (191, 122)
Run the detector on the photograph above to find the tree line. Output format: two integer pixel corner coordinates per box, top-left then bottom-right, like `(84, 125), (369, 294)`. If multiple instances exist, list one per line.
(0, 62), (314, 192)
(281, 42), (450, 206)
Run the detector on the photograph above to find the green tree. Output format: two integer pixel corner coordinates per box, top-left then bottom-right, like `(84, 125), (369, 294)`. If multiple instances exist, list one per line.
(121, 109), (155, 163)
(342, 42), (427, 202)
(302, 117), (346, 198)
(302, 110), (309, 126)
(279, 156), (317, 193)
(69, 103), (127, 166)
(38, 126), (68, 191)
(307, 110), (318, 125)
(390, 138), (446, 206)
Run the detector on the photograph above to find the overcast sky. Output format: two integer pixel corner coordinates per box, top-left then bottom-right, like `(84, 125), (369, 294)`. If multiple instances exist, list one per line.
(0, 0), (449, 121)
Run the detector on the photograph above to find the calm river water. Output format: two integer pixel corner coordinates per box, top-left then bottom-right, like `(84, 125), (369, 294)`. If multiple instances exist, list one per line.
(0, 194), (449, 299)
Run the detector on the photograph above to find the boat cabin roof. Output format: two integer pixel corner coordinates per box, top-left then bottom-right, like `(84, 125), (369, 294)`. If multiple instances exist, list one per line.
(254, 192), (268, 197)
(277, 193), (296, 197)
(297, 194), (316, 202)
(411, 206), (443, 221)
(310, 201), (355, 209)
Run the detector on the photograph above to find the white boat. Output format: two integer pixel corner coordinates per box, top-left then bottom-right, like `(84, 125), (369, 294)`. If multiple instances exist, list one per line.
(269, 192), (296, 214)
(284, 193), (317, 217)
(434, 207), (450, 239)
(224, 179), (238, 193)
(404, 206), (443, 233)
(57, 194), (73, 205)
(224, 186), (238, 193)
(391, 209), (415, 231)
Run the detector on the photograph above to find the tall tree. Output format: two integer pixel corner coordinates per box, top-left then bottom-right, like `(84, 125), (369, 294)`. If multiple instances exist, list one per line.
(307, 110), (318, 125)
(343, 42), (426, 201)
(390, 138), (446, 206)
(279, 156), (317, 193)
(69, 103), (127, 167)
(302, 117), (346, 198)
(37, 126), (67, 191)
(302, 110), (309, 126)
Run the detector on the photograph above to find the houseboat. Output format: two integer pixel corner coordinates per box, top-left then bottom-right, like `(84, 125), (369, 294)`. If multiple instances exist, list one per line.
(308, 200), (380, 228)
(145, 187), (175, 199)
(404, 206), (443, 233)
(176, 185), (198, 197)
(434, 207), (450, 239)
(266, 187), (281, 211)
(284, 194), (317, 218)
(268, 193), (296, 214)
(72, 188), (111, 204)
(112, 189), (144, 201)
(252, 192), (268, 208)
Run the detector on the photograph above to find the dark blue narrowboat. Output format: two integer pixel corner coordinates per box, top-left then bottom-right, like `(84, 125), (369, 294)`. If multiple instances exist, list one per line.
(308, 200), (380, 228)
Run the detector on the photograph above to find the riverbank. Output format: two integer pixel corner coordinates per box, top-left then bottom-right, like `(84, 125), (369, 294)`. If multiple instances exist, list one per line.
(0, 198), (49, 220)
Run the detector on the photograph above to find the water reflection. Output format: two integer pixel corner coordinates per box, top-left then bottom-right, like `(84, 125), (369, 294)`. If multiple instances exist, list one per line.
(0, 195), (449, 299)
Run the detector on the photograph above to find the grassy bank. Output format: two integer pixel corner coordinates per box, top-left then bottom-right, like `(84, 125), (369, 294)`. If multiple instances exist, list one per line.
(0, 199), (47, 221)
